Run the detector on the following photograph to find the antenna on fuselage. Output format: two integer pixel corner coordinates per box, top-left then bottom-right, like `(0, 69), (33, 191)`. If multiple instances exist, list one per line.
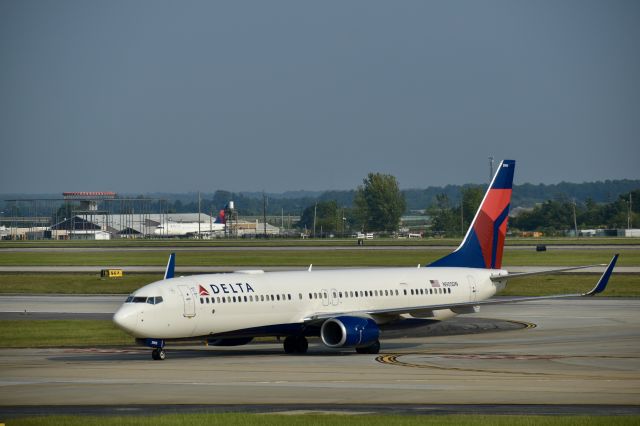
(308, 264), (313, 272)
(164, 253), (176, 280)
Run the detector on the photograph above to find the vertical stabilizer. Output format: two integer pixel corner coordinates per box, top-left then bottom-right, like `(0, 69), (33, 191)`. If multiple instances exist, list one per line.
(214, 209), (226, 224)
(164, 253), (176, 279)
(429, 159), (515, 269)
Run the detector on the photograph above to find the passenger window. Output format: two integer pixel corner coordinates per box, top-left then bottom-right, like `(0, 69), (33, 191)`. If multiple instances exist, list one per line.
(395, 290), (399, 296)
(233, 296), (237, 303)
(403, 289), (407, 295)
(200, 298), (204, 304)
(288, 294), (292, 300)
(271, 295), (275, 301)
(299, 293), (303, 300)
(410, 289), (414, 295)
(206, 297), (210, 304)
(277, 295), (280, 301)
(339, 292), (343, 298)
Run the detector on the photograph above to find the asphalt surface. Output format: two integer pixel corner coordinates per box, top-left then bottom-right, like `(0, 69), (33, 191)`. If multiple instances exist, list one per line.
(0, 298), (638, 417)
(1, 403), (638, 418)
(0, 244), (637, 252)
(2, 265), (638, 273)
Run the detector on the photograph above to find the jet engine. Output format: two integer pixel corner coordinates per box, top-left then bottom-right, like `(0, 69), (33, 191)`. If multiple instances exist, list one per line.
(320, 316), (379, 348)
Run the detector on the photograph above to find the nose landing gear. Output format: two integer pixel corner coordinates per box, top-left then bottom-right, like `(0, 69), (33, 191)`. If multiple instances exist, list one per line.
(151, 348), (166, 360)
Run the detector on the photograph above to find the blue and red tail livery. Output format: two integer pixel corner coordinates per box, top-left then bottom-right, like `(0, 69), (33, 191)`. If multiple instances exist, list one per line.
(429, 159), (515, 269)
(214, 209), (226, 224)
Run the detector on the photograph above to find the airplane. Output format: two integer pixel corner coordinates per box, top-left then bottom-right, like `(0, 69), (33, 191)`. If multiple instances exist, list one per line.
(113, 160), (619, 360)
(153, 209), (226, 237)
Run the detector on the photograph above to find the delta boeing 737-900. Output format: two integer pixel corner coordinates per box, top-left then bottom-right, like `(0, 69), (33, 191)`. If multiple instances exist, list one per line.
(113, 160), (618, 360)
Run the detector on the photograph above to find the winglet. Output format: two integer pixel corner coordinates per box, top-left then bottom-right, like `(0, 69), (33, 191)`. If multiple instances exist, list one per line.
(583, 254), (618, 296)
(164, 253), (176, 280)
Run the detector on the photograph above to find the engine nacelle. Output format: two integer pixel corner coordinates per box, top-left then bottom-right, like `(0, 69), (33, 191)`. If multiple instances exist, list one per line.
(320, 316), (379, 348)
(207, 337), (253, 346)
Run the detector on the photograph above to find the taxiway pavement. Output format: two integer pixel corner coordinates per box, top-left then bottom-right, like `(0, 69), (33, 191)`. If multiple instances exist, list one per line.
(0, 298), (637, 409)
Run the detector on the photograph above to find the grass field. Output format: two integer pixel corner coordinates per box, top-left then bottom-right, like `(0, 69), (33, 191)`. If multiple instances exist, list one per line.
(7, 414), (640, 426)
(1, 236), (639, 248)
(0, 320), (132, 347)
(0, 248), (636, 267)
(0, 273), (637, 296)
(0, 273), (161, 294)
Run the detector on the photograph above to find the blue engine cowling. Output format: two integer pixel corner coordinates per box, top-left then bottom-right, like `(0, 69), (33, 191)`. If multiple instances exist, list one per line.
(320, 316), (379, 348)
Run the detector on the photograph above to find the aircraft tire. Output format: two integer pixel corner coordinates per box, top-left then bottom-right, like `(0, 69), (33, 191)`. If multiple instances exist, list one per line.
(294, 336), (308, 354)
(152, 348), (166, 360)
(283, 336), (296, 354)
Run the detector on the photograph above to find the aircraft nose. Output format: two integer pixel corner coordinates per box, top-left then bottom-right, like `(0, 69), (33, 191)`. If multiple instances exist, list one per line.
(113, 307), (137, 334)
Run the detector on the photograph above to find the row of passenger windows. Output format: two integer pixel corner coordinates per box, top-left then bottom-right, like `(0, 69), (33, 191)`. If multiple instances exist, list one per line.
(199, 287), (453, 305)
(200, 293), (292, 305)
(308, 287), (452, 300)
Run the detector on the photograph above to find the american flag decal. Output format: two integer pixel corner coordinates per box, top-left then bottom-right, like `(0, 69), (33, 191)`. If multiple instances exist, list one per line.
(430, 280), (441, 288)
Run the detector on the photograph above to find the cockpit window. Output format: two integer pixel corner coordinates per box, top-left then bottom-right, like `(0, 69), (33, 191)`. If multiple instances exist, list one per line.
(126, 296), (163, 304)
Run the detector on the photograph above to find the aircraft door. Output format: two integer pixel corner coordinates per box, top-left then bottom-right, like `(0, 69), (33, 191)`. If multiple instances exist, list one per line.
(467, 275), (478, 302)
(178, 285), (196, 317)
(321, 289), (329, 306)
(331, 288), (339, 306)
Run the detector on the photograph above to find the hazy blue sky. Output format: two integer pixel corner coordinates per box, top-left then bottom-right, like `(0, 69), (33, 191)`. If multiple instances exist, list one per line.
(1, 0), (638, 193)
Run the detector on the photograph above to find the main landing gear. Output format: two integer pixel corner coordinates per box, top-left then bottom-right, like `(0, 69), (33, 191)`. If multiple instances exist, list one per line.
(283, 336), (309, 354)
(355, 339), (380, 354)
(151, 348), (166, 360)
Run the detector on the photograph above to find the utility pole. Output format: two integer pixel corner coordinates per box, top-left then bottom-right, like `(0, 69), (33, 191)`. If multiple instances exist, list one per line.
(488, 156), (494, 183)
(263, 192), (267, 237)
(461, 199), (464, 235)
(313, 202), (317, 238)
(573, 199), (578, 238)
(629, 192), (633, 230)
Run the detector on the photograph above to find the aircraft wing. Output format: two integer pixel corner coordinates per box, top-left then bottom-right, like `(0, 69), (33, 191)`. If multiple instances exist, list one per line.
(303, 254), (618, 323)
(493, 263), (609, 280)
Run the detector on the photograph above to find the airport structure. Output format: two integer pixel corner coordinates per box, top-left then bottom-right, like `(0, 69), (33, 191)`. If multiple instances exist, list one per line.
(1, 192), (281, 240)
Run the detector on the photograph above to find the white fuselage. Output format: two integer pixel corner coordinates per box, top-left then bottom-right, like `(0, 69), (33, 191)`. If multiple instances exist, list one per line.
(113, 267), (506, 340)
(153, 222), (225, 237)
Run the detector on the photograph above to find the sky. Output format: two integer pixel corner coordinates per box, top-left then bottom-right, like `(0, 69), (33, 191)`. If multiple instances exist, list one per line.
(1, 0), (639, 194)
